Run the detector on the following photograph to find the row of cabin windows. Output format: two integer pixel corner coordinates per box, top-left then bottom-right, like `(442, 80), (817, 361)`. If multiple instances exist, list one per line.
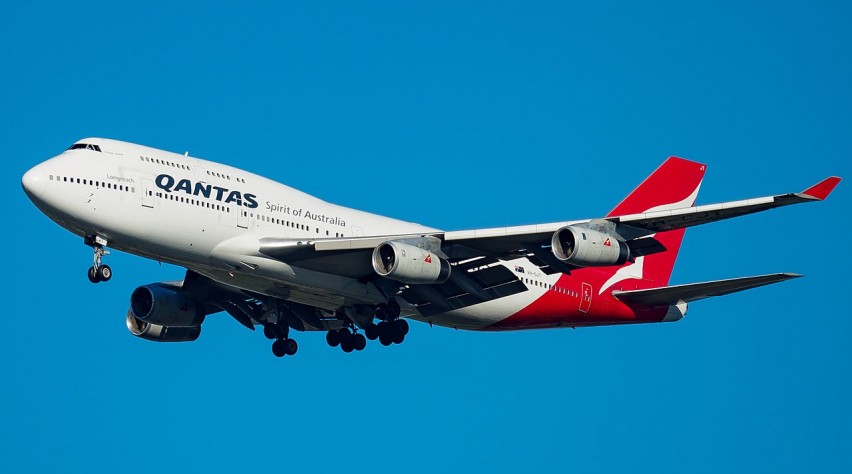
(50, 175), (135, 193)
(138, 156), (246, 184)
(247, 211), (345, 238)
(153, 191), (230, 212)
(206, 170), (246, 183)
(140, 156), (190, 171)
(522, 277), (578, 297)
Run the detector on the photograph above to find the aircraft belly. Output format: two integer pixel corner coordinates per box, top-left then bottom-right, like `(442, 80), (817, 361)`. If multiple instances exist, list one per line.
(410, 288), (544, 330)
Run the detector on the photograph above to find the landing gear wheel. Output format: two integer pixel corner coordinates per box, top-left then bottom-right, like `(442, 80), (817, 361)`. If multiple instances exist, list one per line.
(271, 339), (287, 357)
(284, 339), (298, 356)
(379, 333), (393, 346)
(97, 265), (112, 282)
(364, 323), (379, 341)
(386, 300), (401, 319)
(273, 323), (289, 340)
(341, 338), (354, 353)
(87, 266), (100, 284)
(392, 330), (405, 345)
(394, 319), (409, 336)
(353, 333), (367, 351)
(263, 325), (277, 340)
(326, 330), (341, 347)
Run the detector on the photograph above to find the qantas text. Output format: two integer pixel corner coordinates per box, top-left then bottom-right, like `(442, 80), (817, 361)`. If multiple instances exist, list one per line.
(155, 174), (259, 208)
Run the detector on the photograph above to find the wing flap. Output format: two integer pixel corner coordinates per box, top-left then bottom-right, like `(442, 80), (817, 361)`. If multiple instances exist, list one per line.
(611, 273), (802, 306)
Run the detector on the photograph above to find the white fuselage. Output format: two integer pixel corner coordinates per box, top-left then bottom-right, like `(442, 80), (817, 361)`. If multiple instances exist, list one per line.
(22, 138), (558, 330)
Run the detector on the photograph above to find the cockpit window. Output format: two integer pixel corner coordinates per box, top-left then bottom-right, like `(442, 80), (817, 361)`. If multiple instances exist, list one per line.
(67, 143), (102, 152)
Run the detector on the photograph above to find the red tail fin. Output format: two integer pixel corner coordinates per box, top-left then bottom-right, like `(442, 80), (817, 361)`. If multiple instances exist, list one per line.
(609, 157), (706, 286)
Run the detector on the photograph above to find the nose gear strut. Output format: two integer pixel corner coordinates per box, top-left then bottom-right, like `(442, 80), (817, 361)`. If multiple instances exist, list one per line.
(85, 235), (112, 284)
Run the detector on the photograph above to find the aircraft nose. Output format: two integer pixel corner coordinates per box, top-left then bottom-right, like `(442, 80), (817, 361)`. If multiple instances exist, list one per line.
(22, 163), (47, 200)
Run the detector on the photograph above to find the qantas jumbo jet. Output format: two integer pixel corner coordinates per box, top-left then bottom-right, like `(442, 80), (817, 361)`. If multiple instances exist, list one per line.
(22, 139), (840, 357)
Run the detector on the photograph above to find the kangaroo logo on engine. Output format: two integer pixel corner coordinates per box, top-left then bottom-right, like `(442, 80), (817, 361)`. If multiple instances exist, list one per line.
(155, 174), (258, 208)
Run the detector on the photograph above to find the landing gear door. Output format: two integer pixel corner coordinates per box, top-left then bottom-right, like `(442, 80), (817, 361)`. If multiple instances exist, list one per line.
(141, 179), (154, 208)
(579, 282), (593, 313)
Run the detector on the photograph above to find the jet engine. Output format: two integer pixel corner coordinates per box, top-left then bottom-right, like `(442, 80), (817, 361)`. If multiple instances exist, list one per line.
(551, 226), (630, 267)
(372, 241), (451, 284)
(129, 284), (205, 327)
(126, 311), (201, 342)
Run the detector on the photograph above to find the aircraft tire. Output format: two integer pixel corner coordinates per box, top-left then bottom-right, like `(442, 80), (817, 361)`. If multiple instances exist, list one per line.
(387, 300), (401, 318)
(395, 319), (409, 337)
(271, 339), (287, 357)
(87, 266), (100, 284)
(353, 333), (367, 351)
(98, 265), (112, 282)
(326, 330), (341, 347)
(284, 338), (298, 356)
(364, 323), (379, 340)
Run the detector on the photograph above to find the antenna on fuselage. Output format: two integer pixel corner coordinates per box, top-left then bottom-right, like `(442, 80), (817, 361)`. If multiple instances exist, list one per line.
(184, 151), (189, 156)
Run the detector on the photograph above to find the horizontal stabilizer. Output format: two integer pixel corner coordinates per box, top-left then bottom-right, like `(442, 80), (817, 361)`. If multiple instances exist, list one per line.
(612, 273), (802, 306)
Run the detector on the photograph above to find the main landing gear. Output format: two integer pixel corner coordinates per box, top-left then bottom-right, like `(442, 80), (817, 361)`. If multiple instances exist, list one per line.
(325, 327), (367, 353)
(85, 236), (112, 284)
(325, 300), (409, 352)
(263, 321), (298, 358)
(366, 318), (409, 346)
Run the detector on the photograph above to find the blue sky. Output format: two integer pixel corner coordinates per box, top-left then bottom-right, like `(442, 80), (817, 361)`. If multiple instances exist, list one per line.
(2, 1), (850, 472)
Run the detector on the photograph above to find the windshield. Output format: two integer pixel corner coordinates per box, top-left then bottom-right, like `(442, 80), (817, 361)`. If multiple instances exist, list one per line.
(66, 143), (102, 152)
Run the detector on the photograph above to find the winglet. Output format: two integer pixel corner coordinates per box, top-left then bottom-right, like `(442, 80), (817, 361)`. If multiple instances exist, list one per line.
(801, 176), (841, 200)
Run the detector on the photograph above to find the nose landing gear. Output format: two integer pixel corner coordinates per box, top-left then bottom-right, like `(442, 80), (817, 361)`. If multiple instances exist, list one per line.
(85, 235), (112, 284)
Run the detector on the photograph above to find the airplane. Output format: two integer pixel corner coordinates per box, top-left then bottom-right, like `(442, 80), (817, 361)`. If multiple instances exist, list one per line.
(21, 139), (841, 358)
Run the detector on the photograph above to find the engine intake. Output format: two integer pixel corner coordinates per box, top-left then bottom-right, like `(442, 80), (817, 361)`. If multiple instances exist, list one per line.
(551, 226), (630, 267)
(130, 284), (204, 327)
(126, 311), (201, 342)
(372, 241), (451, 284)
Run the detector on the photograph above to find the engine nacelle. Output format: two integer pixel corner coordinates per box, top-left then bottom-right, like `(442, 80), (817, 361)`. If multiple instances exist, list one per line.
(126, 311), (201, 342)
(551, 226), (630, 267)
(372, 241), (451, 284)
(130, 284), (205, 327)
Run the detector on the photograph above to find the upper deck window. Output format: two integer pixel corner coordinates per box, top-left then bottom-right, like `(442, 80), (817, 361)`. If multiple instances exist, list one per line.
(67, 143), (102, 152)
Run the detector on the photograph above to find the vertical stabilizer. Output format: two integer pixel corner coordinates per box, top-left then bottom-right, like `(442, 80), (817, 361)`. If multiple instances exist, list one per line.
(607, 157), (706, 286)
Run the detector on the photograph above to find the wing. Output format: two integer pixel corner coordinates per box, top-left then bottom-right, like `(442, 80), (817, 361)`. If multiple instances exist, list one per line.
(260, 175), (841, 272)
(612, 176), (842, 233)
(242, 157), (837, 317)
